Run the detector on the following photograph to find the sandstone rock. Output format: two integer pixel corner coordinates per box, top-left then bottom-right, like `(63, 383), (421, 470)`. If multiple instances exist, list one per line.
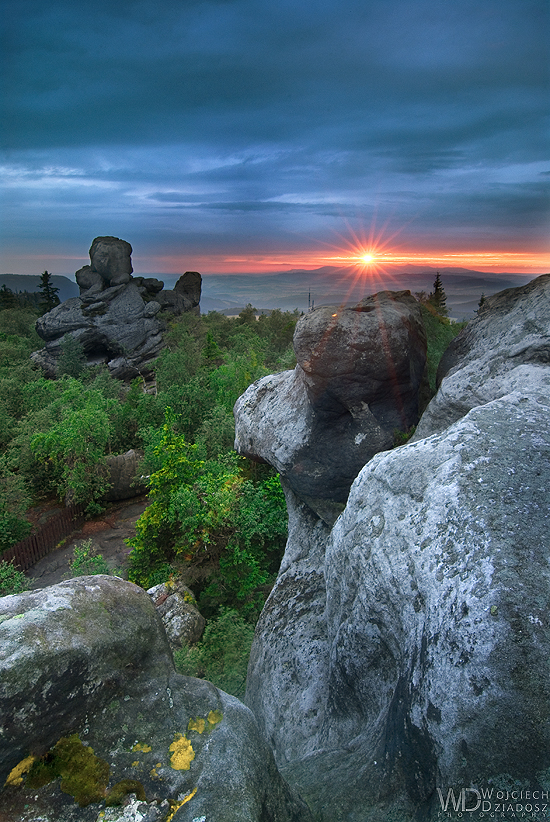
(89, 236), (133, 286)
(156, 272), (202, 316)
(147, 579), (205, 650)
(241, 276), (550, 820)
(103, 449), (148, 502)
(0, 576), (312, 822)
(245, 484), (331, 763)
(33, 238), (203, 381)
(235, 290), (427, 524)
(413, 272), (550, 440)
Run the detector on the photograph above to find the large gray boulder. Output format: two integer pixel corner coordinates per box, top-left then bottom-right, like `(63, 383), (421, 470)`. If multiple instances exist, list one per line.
(235, 290), (427, 524)
(241, 275), (550, 820)
(32, 238), (202, 380)
(0, 576), (312, 822)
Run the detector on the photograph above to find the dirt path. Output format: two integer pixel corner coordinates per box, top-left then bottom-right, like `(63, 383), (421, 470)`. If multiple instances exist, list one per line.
(26, 496), (149, 590)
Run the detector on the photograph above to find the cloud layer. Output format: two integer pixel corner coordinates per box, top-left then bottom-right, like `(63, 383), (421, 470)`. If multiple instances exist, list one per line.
(1, 0), (548, 274)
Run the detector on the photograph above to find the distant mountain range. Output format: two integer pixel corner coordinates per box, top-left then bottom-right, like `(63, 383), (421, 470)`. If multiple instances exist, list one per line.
(2, 266), (539, 320)
(0, 274), (79, 303)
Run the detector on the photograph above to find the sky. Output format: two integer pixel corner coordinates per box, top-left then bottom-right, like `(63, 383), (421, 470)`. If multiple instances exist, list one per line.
(1, 0), (549, 278)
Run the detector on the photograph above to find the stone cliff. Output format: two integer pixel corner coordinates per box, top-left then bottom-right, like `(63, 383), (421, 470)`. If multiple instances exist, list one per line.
(32, 237), (201, 380)
(236, 276), (550, 821)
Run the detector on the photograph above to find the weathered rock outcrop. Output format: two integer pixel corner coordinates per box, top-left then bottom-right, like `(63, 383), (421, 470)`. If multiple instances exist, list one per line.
(148, 578), (206, 651)
(235, 290), (427, 524)
(240, 275), (550, 821)
(0, 576), (312, 822)
(413, 272), (550, 439)
(103, 449), (147, 502)
(32, 238), (201, 380)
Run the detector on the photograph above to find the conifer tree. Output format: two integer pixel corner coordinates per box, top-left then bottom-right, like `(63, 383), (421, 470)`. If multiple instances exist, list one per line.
(429, 271), (447, 316)
(0, 284), (17, 309)
(38, 270), (60, 314)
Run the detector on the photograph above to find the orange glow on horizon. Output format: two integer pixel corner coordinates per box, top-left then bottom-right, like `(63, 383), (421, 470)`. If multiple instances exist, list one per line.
(141, 248), (549, 277)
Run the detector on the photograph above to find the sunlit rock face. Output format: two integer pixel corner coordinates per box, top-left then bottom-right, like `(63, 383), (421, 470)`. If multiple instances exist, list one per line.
(0, 576), (312, 822)
(235, 290), (427, 524)
(32, 237), (201, 380)
(239, 275), (550, 821)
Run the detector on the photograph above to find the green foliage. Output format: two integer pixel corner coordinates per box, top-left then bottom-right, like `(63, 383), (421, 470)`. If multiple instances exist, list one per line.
(392, 426), (416, 448)
(67, 539), (112, 577)
(174, 607), (255, 698)
(0, 559), (29, 597)
(57, 334), (86, 378)
(419, 304), (466, 392)
(0, 460), (31, 552)
(30, 382), (113, 508)
(0, 285), (17, 309)
(128, 411), (287, 618)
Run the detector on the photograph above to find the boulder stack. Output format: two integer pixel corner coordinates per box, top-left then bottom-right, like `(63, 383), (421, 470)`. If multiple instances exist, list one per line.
(32, 237), (201, 380)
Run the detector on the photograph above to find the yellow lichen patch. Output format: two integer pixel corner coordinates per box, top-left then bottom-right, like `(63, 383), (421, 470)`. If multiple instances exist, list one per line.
(131, 742), (152, 753)
(169, 734), (195, 770)
(4, 755), (36, 787)
(187, 717), (206, 734)
(131, 761), (139, 767)
(207, 709), (223, 727)
(166, 788), (198, 822)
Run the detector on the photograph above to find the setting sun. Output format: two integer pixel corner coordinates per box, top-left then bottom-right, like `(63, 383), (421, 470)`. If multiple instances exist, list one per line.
(361, 254), (375, 264)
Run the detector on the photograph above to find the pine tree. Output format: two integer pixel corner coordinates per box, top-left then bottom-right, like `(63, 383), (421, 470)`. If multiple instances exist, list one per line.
(38, 270), (60, 314)
(0, 284), (17, 309)
(429, 271), (447, 316)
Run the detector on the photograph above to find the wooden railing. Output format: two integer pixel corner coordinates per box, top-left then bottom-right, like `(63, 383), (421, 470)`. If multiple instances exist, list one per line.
(1, 504), (86, 572)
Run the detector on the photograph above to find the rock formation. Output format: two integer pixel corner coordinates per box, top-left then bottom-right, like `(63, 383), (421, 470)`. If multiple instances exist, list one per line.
(103, 449), (147, 502)
(32, 237), (201, 380)
(0, 576), (312, 822)
(235, 290), (427, 524)
(238, 275), (550, 821)
(148, 578), (206, 651)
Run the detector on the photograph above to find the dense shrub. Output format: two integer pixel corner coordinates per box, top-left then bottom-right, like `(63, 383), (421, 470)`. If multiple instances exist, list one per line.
(173, 608), (255, 698)
(0, 559), (28, 597)
(128, 411), (287, 620)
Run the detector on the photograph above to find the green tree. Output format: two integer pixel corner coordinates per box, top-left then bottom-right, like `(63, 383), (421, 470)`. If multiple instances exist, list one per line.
(30, 388), (113, 510)
(428, 271), (448, 316)
(57, 334), (87, 378)
(38, 271), (60, 314)
(0, 285), (17, 309)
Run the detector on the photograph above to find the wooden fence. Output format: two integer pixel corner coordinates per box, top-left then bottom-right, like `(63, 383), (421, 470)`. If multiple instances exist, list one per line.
(1, 504), (86, 572)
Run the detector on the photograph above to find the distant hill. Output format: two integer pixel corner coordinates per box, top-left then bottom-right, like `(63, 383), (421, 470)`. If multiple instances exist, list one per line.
(0, 274), (79, 303)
